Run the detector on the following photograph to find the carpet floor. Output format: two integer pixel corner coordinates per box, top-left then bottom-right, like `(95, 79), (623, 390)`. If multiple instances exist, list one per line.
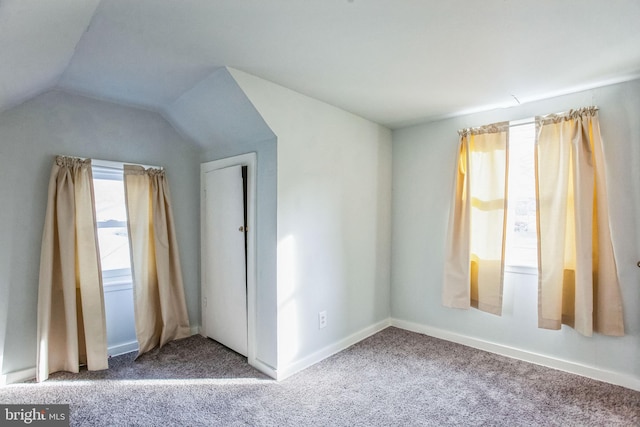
(1, 327), (638, 426)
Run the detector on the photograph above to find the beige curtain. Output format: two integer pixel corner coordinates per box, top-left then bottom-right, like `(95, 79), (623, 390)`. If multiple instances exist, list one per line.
(536, 107), (624, 336)
(443, 123), (509, 315)
(36, 156), (108, 382)
(124, 165), (190, 356)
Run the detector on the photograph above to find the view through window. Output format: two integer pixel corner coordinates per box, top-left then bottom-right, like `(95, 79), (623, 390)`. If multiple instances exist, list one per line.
(92, 166), (132, 285)
(504, 120), (537, 269)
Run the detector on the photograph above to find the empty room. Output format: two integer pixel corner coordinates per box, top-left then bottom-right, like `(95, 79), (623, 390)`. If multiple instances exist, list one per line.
(0, 1), (639, 425)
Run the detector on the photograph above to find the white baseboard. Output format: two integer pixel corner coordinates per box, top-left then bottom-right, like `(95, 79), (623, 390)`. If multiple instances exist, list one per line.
(107, 325), (199, 358)
(249, 357), (278, 380)
(390, 318), (640, 392)
(8, 319), (633, 392)
(276, 318), (391, 381)
(0, 367), (36, 386)
(3, 330), (199, 385)
(108, 340), (139, 357)
(196, 324), (277, 379)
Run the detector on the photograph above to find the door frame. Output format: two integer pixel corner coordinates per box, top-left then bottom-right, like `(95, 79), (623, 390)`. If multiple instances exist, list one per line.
(201, 152), (257, 365)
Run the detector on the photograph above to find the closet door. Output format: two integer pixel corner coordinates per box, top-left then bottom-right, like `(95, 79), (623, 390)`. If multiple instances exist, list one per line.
(203, 165), (248, 356)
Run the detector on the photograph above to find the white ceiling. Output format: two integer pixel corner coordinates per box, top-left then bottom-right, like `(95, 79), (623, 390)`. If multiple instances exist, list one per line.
(2, 0), (640, 129)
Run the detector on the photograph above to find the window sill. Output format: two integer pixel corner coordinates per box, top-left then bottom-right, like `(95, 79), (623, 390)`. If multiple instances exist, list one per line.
(504, 265), (537, 276)
(103, 279), (133, 293)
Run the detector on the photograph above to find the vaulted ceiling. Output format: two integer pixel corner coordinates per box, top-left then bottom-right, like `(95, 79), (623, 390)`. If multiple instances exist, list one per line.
(2, 0), (640, 129)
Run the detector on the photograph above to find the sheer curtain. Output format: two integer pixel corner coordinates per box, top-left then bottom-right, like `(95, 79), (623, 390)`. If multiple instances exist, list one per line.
(124, 165), (190, 356)
(443, 123), (509, 315)
(36, 156), (108, 382)
(536, 107), (624, 336)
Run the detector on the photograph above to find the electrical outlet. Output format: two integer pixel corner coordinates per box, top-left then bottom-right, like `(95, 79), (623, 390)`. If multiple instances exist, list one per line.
(318, 311), (327, 329)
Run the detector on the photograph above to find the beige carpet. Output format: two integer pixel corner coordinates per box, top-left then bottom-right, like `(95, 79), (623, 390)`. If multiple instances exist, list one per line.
(1, 327), (638, 426)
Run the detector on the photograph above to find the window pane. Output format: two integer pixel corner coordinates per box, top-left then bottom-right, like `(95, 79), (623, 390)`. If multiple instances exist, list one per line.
(93, 178), (128, 223)
(93, 173), (131, 279)
(505, 121), (538, 268)
(97, 226), (131, 272)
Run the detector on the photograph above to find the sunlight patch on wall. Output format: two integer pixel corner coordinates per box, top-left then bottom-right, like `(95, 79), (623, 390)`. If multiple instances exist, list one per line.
(277, 235), (299, 365)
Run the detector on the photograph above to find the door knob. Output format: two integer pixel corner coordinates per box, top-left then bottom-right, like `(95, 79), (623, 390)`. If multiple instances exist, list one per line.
(239, 226), (245, 232)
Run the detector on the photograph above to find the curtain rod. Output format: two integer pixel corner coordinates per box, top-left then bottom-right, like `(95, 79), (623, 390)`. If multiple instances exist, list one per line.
(92, 158), (161, 170)
(57, 156), (161, 170)
(459, 106), (599, 135)
(508, 119), (534, 128)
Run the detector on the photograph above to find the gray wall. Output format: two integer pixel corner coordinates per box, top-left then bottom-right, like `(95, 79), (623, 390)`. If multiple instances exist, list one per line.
(0, 90), (200, 374)
(5, 73), (635, 387)
(166, 66), (279, 369)
(231, 69), (393, 375)
(200, 138), (278, 369)
(391, 79), (640, 382)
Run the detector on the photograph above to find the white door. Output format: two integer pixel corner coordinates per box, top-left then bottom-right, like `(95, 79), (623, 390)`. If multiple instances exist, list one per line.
(203, 165), (248, 356)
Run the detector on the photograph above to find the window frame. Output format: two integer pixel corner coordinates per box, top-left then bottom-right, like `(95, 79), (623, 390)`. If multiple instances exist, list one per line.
(504, 118), (538, 276)
(92, 161), (133, 287)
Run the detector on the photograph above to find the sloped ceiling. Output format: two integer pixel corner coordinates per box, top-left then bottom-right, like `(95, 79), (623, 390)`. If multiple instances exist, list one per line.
(1, 0), (640, 131)
(0, 0), (100, 111)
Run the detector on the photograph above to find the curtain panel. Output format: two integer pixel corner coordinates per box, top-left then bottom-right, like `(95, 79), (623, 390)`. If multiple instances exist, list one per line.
(36, 156), (108, 382)
(124, 165), (191, 356)
(443, 123), (509, 315)
(536, 108), (624, 336)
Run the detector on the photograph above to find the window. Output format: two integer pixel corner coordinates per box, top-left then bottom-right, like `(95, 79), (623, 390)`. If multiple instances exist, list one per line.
(92, 165), (132, 286)
(504, 119), (537, 271)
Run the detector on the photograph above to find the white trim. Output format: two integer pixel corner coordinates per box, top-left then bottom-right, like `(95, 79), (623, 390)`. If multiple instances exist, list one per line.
(107, 341), (139, 357)
(390, 318), (640, 392)
(201, 153), (259, 372)
(92, 165), (125, 181)
(504, 265), (537, 276)
(0, 367), (36, 386)
(92, 158), (158, 170)
(250, 358), (278, 379)
(4, 326), (201, 384)
(276, 319), (391, 381)
(102, 281), (133, 293)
